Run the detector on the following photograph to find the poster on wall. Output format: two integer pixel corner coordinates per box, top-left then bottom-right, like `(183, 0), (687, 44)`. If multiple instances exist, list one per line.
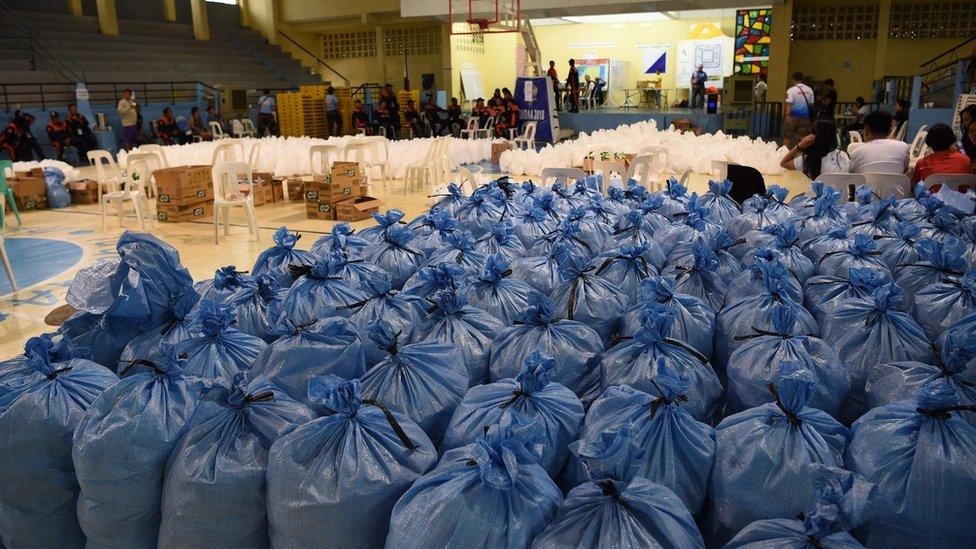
(459, 62), (485, 103)
(676, 23), (734, 89)
(637, 44), (669, 74)
(515, 76), (559, 144)
(733, 8), (771, 77)
(576, 58), (609, 84)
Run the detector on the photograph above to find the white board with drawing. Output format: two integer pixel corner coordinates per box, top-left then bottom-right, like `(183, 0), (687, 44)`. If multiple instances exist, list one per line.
(460, 64), (485, 102)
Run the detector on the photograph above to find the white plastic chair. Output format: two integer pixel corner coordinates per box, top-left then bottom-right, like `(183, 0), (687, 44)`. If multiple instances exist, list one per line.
(711, 160), (736, 179)
(229, 119), (244, 137)
(678, 168), (692, 186)
(0, 230), (15, 292)
(862, 172), (912, 199)
(540, 167), (587, 188)
(247, 142), (263, 172)
(908, 126), (929, 170)
(512, 121), (537, 150)
(309, 144), (343, 175)
(212, 140), (245, 165)
(344, 140), (374, 187)
(460, 117), (480, 140)
(816, 173), (867, 201)
(593, 160), (628, 194)
(849, 131), (863, 143)
(124, 152), (164, 198)
(405, 137), (448, 194)
(362, 136), (391, 180)
(87, 149), (121, 202)
(212, 162), (260, 244)
(101, 158), (152, 231)
(210, 121), (228, 139)
(923, 173), (976, 192)
(241, 118), (257, 137)
(456, 166), (480, 194)
(476, 117), (495, 140)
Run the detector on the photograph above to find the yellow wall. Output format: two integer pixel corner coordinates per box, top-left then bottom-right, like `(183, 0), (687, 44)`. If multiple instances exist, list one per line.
(449, 31), (518, 102)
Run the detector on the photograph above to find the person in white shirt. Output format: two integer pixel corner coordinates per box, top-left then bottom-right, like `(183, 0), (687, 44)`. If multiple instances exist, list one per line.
(849, 110), (910, 175)
(780, 119), (850, 179)
(783, 71), (815, 148)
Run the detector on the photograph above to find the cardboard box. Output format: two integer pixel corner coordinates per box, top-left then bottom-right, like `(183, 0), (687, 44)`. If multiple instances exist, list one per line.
(491, 141), (512, 163)
(582, 152), (635, 173)
(9, 176), (48, 211)
(304, 179), (365, 206)
(157, 200), (213, 223)
(286, 179), (305, 201)
(272, 180), (284, 203)
(245, 179), (273, 206)
(336, 196), (383, 222)
(153, 165), (213, 205)
(67, 180), (100, 205)
(306, 200), (336, 220)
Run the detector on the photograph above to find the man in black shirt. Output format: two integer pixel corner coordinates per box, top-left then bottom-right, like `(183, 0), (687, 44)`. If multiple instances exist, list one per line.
(819, 78), (837, 121)
(567, 59), (580, 113)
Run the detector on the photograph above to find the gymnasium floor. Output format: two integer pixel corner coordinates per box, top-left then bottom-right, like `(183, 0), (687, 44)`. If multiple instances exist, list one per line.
(0, 166), (811, 357)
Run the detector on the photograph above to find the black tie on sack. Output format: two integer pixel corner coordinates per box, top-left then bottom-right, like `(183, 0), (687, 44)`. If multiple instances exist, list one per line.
(288, 264), (313, 278)
(895, 262), (964, 277)
(733, 326), (814, 342)
(116, 356), (183, 376)
(817, 248), (882, 265)
(929, 343), (975, 387)
(566, 266), (597, 319)
(498, 390), (529, 409)
(646, 377), (687, 419)
(916, 404), (976, 420)
(595, 254), (651, 279)
(805, 276), (848, 287)
(45, 366), (74, 380)
(598, 480), (630, 510)
(362, 398), (418, 450)
(767, 383), (802, 427)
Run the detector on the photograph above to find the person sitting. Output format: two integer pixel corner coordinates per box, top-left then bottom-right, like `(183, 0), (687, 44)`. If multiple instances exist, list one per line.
(423, 97), (446, 136)
(13, 110), (44, 160)
(912, 123), (974, 184)
(156, 107), (182, 145)
(403, 99), (424, 138)
(206, 105), (222, 129)
(780, 119), (850, 180)
(0, 119), (21, 160)
(379, 84), (400, 135)
(847, 96), (870, 132)
(65, 103), (96, 159)
(488, 88), (503, 110)
(46, 112), (72, 161)
(849, 110), (909, 175)
(494, 88), (520, 138)
(593, 77), (606, 105)
(376, 101), (396, 138)
(446, 97), (464, 137)
(892, 99), (909, 139)
(958, 105), (976, 162)
(351, 100), (376, 135)
(472, 98), (490, 128)
(188, 107), (211, 141)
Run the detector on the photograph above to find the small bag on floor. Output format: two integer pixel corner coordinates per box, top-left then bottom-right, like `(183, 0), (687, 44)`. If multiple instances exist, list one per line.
(512, 250), (565, 296)
(386, 415), (562, 549)
(744, 185), (795, 223)
(528, 219), (598, 261)
(670, 229), (743, 284)
(591, 243), (663, 302)
(227, 272), (283, 343)
(802, 225), (853, 264)
(727, 195), (781, 245)
(410, 208), (458, 258)
(463, 254), (536, 325)
(804, 267), (892, 327)
(357, 209), (406, 243)
(550, 243), (630, 343)
(850, 197), (899, 238)
(699, 179), (742, 223)
(424, 230), (487, 275)
(565, 205), (613, 251)
(43, 167), (71, 208)
(429, 183), (468, 215)
(724, 248), (804, 306)
(420, 289), (505, 386)
(514, 204), (560, 248)
(194, 265), (256, 304)
(605, 209), (662, 254)
(174, 299), (267, 380)
(454, 186), (506, 237)
(654, 193), (722, 260)
(251, 227), (316, 284)
(877, 221), (924, 274)
(657, 178), (690, 220)
(743, 222), (817, 283)
(402, 261), (466, 300)
(442, 351), (583, 478)
(794, 187), (848, 243)
(310, 222), (370, 259)
(348, 272), (427, 367)
(267, 376), (437, 549)
(619, 276), (715, 359)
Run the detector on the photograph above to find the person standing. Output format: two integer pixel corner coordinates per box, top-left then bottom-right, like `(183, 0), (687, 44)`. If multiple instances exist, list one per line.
(116, 89), (138, 151)
(325, 86), (342, 137)
(649, 69), (663, 108)
(66, 103), (96, 159)
(567, 59), (580, 113)
(379, 84), (400, 136)
(13, 111), (44, 160)
(256, 89), (278, 137)
(754, 76), (767, 104)
(547, 60), (561, 111)
(690, 64), (707, 109)
(783, 72), (815, 148)
(819, 78), (837, 121)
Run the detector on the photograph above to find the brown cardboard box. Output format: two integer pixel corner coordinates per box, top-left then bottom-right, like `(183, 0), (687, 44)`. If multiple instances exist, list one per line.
(67, 180), (100, 205)
(271, 180), (284, 203)
(336, 196), (383, 222)
(153, 166), (213, 205)
(245, 179), (273, 206)
(10, 176), (48, 211)
(286, 178), (305, 201)
(306, 200), (336, 220)
(322, 161), (368, 203)
(157, 200), (213, 223)
(491, 141), (512, 163)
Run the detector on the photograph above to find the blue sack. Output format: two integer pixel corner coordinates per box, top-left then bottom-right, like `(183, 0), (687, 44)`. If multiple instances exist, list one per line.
(194, 265), (256, 304)
(409, 208), (458, 258)
(360, 324), (467, 441)
(309, 222), (370, 258)
(386, 415), (562, 549)
(511, 250), (565, 296)
(573, 363), (715, 514)
(727, 303), (851, 419)
(623, 179), (651, 209)
(850, 197), (899, 238)
(895, 237), (968, 304)
(726, 465), (876, 549)
(325, 248), (384, 289)
(362, 224), (426, 289)
(657, 178), (690, 220)
(174, 299), (267, 380)
(550, 243), (629, 343)
(600, 307), (723, 422)
(847, 379), (976, 549)
(794, 186), (848, 244)
(627, 193), (670, 230)
(357, 209), (407, 243)
(748, 185), (796, 222)
(489, 293), (604, 403)
(528, 219), (599, 261)
(654, 194), (722, 260)
(960, 217), (976, 265)
(158, 373), (314, 548)
(822, 283), (934, 419)
(275, 255), (367, 326)
(534, 428), (705, 549)
(226, 272), (283, 343)
(804, 267), (891, 327)
(707, 363), (851, 545)
(606, 209), (663, 253)
(603, 186), (633, 219)
(700, 179), (742, 223)
(513, 204), (559, 247)
(119, 286), (200, 366)
(267, 376), (436, 549)
(802, 225), (853, 264)
(787, 180), (826, 213)
(619, 276), (715, 359)
(670, 229), (743, 284)
(879, 222), (926, 275)
(563, 205), (613, 252)
(347, 272), (427, 367)
(463, 254), (536, 325)
(725, 249), (804, 306)
(454, 186), (506, 237)
(251, 227), (316, 284)
(43, 167), (71, 208)
(817, 233), (892, 280)
(894, 182), (932, 221)
(429, 183), (468, 215)
(420, 289), (505, 386)
(587, 194), (624, 228)
(442, 351), (583, 478)
(661, 241), (729, 313)
(402, 261), (466, 300)
(728, 195), (781, 243)
(912, 268), (976, 341)
(251, 318), (365, 406)
(425, 230), (487, 275)
(591, 243), (663, 302)
(743, 222), (817, 283)
(73, 348), (197, 549)
(0, 336), (117, 549)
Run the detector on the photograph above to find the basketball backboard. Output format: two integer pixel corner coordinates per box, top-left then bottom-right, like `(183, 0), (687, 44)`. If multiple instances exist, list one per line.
(449, 0), (521, 35)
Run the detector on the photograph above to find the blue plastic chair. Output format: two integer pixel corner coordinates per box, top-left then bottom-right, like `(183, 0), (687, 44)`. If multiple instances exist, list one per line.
(0, 159), (23, 228)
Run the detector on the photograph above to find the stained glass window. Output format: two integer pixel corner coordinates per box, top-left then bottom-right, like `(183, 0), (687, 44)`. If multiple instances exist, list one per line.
(734, 9), (771, 77)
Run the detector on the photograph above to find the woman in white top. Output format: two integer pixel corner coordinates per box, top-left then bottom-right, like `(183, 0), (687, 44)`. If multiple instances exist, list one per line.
(780, 119), (850, 179)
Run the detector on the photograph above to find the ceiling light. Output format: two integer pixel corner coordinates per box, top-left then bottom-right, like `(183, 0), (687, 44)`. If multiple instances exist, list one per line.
(562, 13), (670, 25)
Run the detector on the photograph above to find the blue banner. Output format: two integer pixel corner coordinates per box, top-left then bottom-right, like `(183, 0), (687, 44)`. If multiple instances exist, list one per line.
(515, 77), (559, 144)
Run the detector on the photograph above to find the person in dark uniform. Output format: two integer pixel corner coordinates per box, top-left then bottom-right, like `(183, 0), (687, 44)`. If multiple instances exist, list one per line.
(379, 84), (400, 136)
(156, 107), (182, 145)
(546, 60), (561, 111)
(488, 88), (503, 110)
(13, 110), (44, 160)
(472, 98), (490, 128)
(446, 97), (464, 137)
(352, 100), (376, 135)
(46, 112), (72, 161)
(423, 96), (446, 136)
(376, 101), (396, 138)
(567, 59), (580, 113)
(403, 99), (424, 138)
(65, 103), (96, 159)
(494, 88), (520, 138)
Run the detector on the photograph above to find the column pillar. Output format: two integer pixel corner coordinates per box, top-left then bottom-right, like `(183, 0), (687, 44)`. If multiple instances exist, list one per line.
(162, 0), (177, 22)
(68, 0), (83, 16)
(238, 0), (250, 28)
(95, 0), (119, 36)
(766, 0), (793, 102)
(873, 0), (892, 81)
(191, 0), (210, 41)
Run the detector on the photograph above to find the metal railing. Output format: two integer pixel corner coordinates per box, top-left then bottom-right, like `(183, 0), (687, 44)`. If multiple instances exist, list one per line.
(1, 81), (220, 112)
(0, 0), (84, 83)
(277, 31), (349, 86)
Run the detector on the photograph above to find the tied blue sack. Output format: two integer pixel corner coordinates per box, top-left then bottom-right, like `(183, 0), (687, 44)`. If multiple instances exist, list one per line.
(847, 379), (976, 549)
(118, 286), (200, 366)
(587, 195), (624, 229)
(619, 276), (715, 360)
(267, 376), (436, 549)
(572, 362), (715, 514)
(357, 208), (406, 243)
(699, 178), (742, 223)
(72, 347), (197, 549)
(725, 249), (804, 306)
(43, 167), (71, 208)
(726, 465), (876, 549)
(744, 185), (795, 222)
(843, 185), (875, 217)
(512, 249), (565, 296)
(409, 208), (458, 258)
(916, 199), (963, 243)
(714, 260), (818, 375)
(706, 362), (851, 545)
(549, 181), (585, 214)
(623, 180), (651, 209)
(606, 209), (662, 254)
(0, 336), (117, 549)
(787, 180), (826, 213)
(912, 268), (976, 341)
(194, 265), (256, 304)
(817, 233), (892, 280)
(326, 248), (384, 289)
(565, 205), (612, 252)
(894, 181), (932, 221)
(627, 193), (670, 231)
(429, 183), (468, 215)
(515, 180), (541, 209)
(794, 185), (848, 243)
(348, 272), (427, 367)
(454, 185), (506, 237)
(728, 195), (781, 245)
(669, 229), (743, 284)
(865, 328), (976, 411)
(960, 217), (976, 265)
(514, 203), (559, 248)
(802, 225), (852, 264)
(402, 261), (466, 300)
(463, 254), (536, 325)
(876, 221), (924, 274)
(657, 178), (690, 220)
(274, 255), (367, 326)
(442, 351), (584, 477)
(528, 219), (598, 261)
(599, 307), (723, 422)
(822, 283), (934, 419)
(362, 223), (426, 289)
(895, 236), (968, 304)
(727, 303), (851, 418)
(158, 373), (314, 548)
(386, 414), (562, 549)
(743, 222), (817, 283)
(251, 227), (315, 284)
(226, 272), (284, 343)
(661, 241), (729, 312)
(310, 222), (370, 258)
(804, 267), (891, 328)
(489, 292), (604, 403)
(251, 317), (365, 406)
(174, 299), (267, 380)
(850, 197), (899, 238)
(425, 230), (487, 274)
(654, 193), (722, 260)
(550, 243), (629, 343)
(533, 427), (706, 549)
(603, 186), (633, 219)
(591, 243), (663, 303)
(420, 289), (505, 386)
(360, 324), (467, 441)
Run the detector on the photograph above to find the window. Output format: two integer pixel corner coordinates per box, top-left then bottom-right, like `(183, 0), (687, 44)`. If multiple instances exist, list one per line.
(791, 4), (879, 40)
(889, 2), (976, 39)
(384, 26), (442, 56)
(322, 31), (377, 59)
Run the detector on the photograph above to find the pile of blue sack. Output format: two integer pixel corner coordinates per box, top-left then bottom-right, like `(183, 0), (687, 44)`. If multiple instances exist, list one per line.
(1, 175), (975, 548)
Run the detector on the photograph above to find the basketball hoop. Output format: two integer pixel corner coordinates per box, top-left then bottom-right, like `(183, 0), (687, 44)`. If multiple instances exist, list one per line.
(468, 18), (491, 31)
(449, 0), (521, 35)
